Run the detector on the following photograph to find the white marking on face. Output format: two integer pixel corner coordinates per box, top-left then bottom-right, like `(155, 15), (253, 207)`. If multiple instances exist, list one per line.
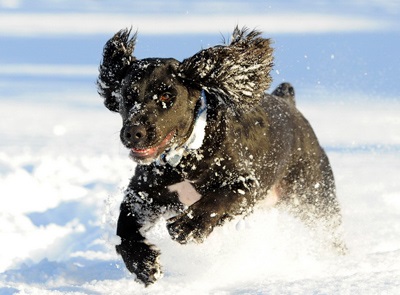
(168, 180), (202, 206)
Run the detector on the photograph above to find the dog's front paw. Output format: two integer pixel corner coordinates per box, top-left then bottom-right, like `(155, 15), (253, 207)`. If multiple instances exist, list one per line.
(116, 240), (162, 286)
(167, 210), (214, 244)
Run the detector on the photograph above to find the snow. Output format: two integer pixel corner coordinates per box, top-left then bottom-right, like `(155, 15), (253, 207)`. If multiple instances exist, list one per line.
(1, 1), (399, 293)
(1, 92), (399, 294)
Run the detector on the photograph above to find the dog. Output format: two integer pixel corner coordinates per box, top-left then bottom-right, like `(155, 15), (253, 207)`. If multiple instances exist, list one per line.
(97, 27), (346, 286)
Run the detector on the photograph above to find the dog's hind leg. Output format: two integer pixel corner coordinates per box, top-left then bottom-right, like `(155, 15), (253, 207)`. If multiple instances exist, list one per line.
(278, 152), (347, 254)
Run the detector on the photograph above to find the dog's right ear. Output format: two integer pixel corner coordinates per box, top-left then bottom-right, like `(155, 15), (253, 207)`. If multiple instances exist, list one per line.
(97, 28), (137, 112)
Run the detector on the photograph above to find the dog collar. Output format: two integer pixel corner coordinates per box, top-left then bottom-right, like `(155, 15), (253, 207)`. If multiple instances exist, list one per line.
(158, 91), (207, 167)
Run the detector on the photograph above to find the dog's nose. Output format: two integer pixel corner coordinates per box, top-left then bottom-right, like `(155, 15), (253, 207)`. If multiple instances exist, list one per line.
(122, 125), (147, 145)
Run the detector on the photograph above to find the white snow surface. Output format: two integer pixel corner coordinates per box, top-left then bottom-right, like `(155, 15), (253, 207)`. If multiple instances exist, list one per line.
(1, 93), (400, 294)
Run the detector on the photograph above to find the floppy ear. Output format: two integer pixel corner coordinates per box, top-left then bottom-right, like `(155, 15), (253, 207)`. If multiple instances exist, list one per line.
(178, 27), (273, 109)
(97, 28), (137, 112)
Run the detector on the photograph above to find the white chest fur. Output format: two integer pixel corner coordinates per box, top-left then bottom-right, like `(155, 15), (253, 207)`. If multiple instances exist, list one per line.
(168, 180), (202, 206)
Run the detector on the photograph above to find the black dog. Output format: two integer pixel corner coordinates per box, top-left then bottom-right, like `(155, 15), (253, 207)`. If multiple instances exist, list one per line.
(98, 27), (345, 286)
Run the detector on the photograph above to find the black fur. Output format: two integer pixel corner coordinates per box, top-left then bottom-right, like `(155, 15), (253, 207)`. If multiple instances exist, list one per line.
(98, 27), (346, 286)
(178, 27), (273, 109)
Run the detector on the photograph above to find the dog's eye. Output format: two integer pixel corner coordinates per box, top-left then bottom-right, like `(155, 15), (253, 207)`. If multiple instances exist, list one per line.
(159, 93), (172, 103)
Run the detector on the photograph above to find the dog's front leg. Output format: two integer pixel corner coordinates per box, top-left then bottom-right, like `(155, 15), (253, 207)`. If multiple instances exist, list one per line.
(116, 185), (182, 286)
(116, 165), (184, 285)
(167, 183), (254, 244)
(116, 197), (162, 286)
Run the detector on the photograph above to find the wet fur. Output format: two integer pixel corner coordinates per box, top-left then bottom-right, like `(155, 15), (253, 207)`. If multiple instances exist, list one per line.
(98, 27), (346, 286)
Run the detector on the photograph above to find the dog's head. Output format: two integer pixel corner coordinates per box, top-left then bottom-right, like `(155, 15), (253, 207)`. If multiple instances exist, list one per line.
(117, 57), (202, 164)
(98, 27), (273, 164)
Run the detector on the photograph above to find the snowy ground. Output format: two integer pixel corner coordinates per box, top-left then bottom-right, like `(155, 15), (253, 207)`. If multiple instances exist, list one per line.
(0, 89), (399, 294)
(1, 1), (400, 294)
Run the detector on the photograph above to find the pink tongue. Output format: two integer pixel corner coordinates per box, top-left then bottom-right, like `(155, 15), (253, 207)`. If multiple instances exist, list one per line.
(130, 130), (175, 158)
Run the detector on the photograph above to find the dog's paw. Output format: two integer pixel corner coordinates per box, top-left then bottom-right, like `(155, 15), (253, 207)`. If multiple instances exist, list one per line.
(116, 240), (162, 286)
(167, 210), (213, 244)
(135, 255), (162, 287)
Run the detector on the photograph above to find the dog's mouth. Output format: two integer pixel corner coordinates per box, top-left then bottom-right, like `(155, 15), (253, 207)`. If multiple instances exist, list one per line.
(129, 130), (176, 162)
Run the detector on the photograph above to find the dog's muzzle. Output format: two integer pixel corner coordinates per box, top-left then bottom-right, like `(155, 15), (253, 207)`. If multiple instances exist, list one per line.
(129, 130), (176, 163)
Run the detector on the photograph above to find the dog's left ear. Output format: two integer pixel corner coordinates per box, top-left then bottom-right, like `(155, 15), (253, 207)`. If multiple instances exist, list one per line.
(97, 28), (137, 112)
(178, 27), (273, 108)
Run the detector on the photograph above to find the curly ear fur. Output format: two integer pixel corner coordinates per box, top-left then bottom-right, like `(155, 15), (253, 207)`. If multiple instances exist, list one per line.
(97, 28), (137, 112)
(178, 26), (274, 108)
